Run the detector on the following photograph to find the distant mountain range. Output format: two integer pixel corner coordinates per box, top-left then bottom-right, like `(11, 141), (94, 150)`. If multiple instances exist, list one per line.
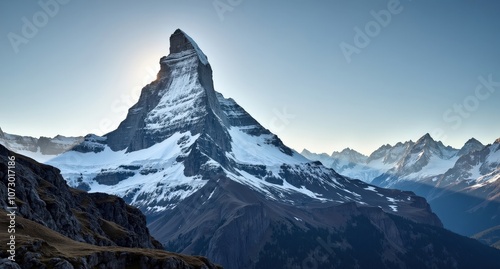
(302, 134), (500, 238)
(0, 128), (83, 162)
(2, 29), (500, 268)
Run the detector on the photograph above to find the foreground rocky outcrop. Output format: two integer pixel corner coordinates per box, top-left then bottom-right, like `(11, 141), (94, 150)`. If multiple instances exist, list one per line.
(0, 144), (159, 249)
(0, 211), (221, 269)
(0, 144), (221, 268)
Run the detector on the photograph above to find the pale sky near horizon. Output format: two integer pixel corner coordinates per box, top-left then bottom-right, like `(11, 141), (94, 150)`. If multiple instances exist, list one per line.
(1, 0), (500, 155)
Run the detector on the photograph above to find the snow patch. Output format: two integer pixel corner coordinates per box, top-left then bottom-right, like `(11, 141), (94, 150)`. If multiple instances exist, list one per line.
(389, 205), (398, 212)
(48, 132), (205, 212)
(227, 127), (308, 165)
(364, 186), (377, 192)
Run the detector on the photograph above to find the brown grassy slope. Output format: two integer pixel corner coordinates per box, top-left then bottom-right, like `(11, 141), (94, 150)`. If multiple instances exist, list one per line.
(0, 209), (222, 268)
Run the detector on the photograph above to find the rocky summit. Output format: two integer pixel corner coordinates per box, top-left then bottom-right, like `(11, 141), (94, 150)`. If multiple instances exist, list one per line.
(5, 29), (500, 268)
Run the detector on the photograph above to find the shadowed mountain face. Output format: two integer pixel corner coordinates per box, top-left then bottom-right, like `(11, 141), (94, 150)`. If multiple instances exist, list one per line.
(149, 177), (500, 269)
(8, 29), (499, 268)
(0, 144), (221, 268)
(473, 225), (500, 249)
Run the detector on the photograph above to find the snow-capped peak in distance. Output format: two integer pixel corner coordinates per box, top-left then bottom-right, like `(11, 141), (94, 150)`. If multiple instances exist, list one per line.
(302, 133), (491, 185)
(0, 128), (84, 163)
(410, 133), (457, 159)
(301, 135), (499, 237)
(331, 147), (367, 163)
(457, 137), (484, 156)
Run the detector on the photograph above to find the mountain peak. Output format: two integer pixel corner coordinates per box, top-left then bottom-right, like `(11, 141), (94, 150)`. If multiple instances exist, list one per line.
(419, 133), (434, 142)
(495, 137), (500, 144)
(169, 29), (208, 65)
(465, 137), (480, 144)
(463, 137), (483, 148)
(457, 137), (484, 156)
(301, 148), (313, 155)
(104, 29), (223, 152)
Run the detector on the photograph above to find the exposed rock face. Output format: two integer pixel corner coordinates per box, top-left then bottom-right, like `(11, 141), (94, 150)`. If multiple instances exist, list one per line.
(254, 205), (500, 269)
(0, 144), (222, 268)
(105, 29), (229, 154)
(457, 137), (485, 156)
(151, 178), (500, 269)
(0, 210), (222, 269)
(0, 144), (159, 248)
(35, 29), (500, 268)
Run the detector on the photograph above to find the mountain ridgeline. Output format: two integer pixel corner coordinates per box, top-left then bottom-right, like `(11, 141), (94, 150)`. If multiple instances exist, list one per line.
(302, 134), (500, 238)
(2, 29), (500, 268)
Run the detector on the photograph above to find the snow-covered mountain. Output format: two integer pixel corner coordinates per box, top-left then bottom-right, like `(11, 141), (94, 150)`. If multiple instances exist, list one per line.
(373, 133), (462, 187)
(48, 30), (435, 222)
(302, 140), (415, 183)
(8, 29), (500, 268)
(303, 134), (500, 236)
(427, 138), (500, 235)
(302, 134), (485, 186)
(0, 127), (83, 162)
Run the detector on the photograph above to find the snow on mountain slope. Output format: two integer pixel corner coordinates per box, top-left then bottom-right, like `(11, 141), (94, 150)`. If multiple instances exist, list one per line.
(45, 29), (438, 226)
(10, 29), (471, 269)
(439, 138), (500, 185)
(48, 131), (206, 213)
(145, 49), (207, 132)
(302, 134), (490, 189)
(227, 127), (307, 166)
(301, 140), (414, 183)
(302, 135), (499, 237)
(387, 133), (459, 180)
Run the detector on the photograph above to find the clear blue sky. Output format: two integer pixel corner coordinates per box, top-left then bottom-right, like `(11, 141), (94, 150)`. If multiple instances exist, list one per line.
(1, 0), (500, 155)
